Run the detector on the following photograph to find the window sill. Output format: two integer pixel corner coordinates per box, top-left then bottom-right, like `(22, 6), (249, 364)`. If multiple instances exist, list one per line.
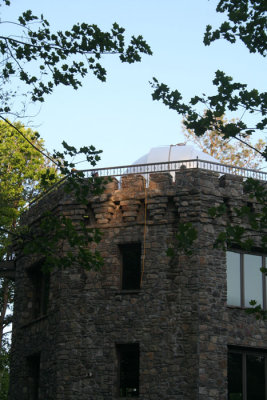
(227, 305), (243, 309)
(21, 314), (48, 328)
(227, 305), (266, 311)
(115, 290), (141, 295)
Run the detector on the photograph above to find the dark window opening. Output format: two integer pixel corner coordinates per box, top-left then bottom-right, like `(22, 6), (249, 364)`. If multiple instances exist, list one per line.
(219, 175), (226, 188)
(228, 347), (267, 400)
(117, 344), (139, 397)
(247, 202), (255, 213)
(120, 244), (141, 290)
(228, 352), (243, 400)
(27, 353), (40, 400)
(28, 265), (50, 319)
(167, 196), (179, 221)
(223, 197), (232, 220)
(83, 205), (96, 225)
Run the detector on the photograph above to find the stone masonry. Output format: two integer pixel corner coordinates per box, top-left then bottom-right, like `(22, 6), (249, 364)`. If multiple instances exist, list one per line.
(8, 168), (267, 400)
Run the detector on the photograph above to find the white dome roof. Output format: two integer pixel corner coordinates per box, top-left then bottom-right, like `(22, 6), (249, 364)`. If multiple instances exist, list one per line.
(133, 144), (217, 165)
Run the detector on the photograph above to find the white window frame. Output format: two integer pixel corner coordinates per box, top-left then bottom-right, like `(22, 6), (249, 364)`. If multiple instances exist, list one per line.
(227, 251), (266, 308)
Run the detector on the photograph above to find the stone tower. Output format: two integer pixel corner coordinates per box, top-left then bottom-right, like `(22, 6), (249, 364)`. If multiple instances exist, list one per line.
(6, 153), (267, 399)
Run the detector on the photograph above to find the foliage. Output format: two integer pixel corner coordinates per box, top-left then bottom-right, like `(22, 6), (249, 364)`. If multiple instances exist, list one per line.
(0, 0), (152, 265)
(204, 0), (267, 56)
(0, 0), (152, 267)
(0, 0), (152, 268)
(150, 1), (267, 160)
(0, 0), (152, 111)
(246, 301), (267, 320)
(0, 119), (105, 276)
(21, 209), (104, 272)
(0, 277), (13, 398)
(209, 178), (267, 253)
(182, 114), (266, 168)
(167, 223), (198, 257)
(0, 335), (10, 399)
(150, 72), (267, 161)
(0, 120), (58, 256)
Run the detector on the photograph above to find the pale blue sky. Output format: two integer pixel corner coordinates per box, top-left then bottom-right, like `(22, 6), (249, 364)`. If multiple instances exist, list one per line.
(3, 0), (266, 168)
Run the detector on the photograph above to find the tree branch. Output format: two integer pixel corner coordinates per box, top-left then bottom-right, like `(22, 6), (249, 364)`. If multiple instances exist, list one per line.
(0, 227), (17, 237)
(0, 35), (123, 55)
(234, 135), (266, 158)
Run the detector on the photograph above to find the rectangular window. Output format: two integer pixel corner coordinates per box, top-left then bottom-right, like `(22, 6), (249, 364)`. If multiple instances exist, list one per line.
(120, 244), (141, 290)
(117, 344), (139, 397)
(228, 347), (267, 400)
(27, 353), (40, 400)
(28, 265), (50, 318)
(227, 251), (266, 308)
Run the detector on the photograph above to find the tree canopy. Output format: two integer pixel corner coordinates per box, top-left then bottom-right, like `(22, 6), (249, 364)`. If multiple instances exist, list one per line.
(182, 114), (266, 169)
(0, 121), (59, 257)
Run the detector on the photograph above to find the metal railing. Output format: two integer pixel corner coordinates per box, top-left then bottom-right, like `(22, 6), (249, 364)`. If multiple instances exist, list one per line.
(81, 158), (267, 180)
(28, 158), (267, 208)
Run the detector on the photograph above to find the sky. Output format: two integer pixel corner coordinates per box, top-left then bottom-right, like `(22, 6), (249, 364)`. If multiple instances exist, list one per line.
(2, 0), (266, 169)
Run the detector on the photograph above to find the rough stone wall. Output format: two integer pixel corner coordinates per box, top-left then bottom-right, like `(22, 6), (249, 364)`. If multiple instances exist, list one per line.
(9, 169), (267, 400)
(9, 256), (60, 399)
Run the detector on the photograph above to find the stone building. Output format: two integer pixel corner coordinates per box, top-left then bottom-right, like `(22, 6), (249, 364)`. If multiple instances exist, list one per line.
(5, 146), (267, 399)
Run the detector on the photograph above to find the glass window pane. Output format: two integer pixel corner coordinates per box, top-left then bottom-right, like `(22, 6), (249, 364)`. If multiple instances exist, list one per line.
(247, 353), (265, 400)
(228, 352), (243, 400)
(227, 252), (241, 306)
(244, 255), (263, 307)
